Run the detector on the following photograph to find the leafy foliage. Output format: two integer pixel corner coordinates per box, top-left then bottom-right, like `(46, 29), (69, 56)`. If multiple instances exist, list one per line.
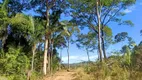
(0, 47), (30, 80)
(115, 32), (128, 43)
(0, 0), (141, 80)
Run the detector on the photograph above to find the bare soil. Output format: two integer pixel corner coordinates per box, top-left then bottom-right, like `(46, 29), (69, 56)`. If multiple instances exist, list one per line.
(44, 70), (76, 80)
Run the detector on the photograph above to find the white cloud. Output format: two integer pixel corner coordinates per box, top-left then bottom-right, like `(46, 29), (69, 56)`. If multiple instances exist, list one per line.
(62, 55), (98, 63)
(123, 9), (132, 13)
(62, 56), (78, 61)
(123, 6), (135, 13)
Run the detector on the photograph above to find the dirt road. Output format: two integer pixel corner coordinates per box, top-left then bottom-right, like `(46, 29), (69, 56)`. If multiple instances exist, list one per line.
(44, 71), (76, 80)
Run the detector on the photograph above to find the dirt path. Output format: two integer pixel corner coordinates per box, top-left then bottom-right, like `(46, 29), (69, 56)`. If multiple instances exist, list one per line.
(44, 71), (76, 80)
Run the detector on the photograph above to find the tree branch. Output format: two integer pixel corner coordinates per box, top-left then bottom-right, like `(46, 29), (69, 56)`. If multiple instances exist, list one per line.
(104, 6), (123, 26)
(93, 15), (98, 26)
(87, 21), (98, 34)
(47, 0), (56, 10)
(101, 7), (112, 25)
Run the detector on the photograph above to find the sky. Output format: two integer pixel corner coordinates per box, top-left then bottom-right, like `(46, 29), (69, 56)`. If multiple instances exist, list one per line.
(25, 0), (142, 63)
(1, 0), (142, 63)
(60, 0), (142, 63)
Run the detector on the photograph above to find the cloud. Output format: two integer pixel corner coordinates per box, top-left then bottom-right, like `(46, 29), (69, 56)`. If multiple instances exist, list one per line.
(62, 55), (98, 63)
(62, 56), (78, 61)
(123, 9), (132, 13)
(123, 6), (135, 13)
(140, 3), (142, 5)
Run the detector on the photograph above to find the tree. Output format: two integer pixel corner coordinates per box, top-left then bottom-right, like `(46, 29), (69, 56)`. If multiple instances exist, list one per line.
(60, 21), (79, 71)
(51, 33), (67, 70)
(28, 17), (44, 72)
(76, 32), (97, 62)
(115, 32), (128, 43)
(29, 0), (68, 75)
(101, 26), (113, 59)
(115, 32), (136, 48)
(121, 45), (131, 65)
(0, 0), (9, 48)
(131, 42), (142, 71)
(0, 0), (31, 51)
(76, 26), (112, 61)
(115, 32), (136, 66)
(68, 0), (135, 62)
(29, 0), (56, 75)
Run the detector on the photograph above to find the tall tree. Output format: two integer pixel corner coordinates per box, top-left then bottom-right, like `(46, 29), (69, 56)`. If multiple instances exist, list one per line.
(68, 0), (135, 62)
(29, 0), (56, 75)
(9, 14), (44, 73)
(29, 0), (68, 75)
(28, 17), (44, 71)
(61, 21), (79, 71)
(76, 32), (97, 62)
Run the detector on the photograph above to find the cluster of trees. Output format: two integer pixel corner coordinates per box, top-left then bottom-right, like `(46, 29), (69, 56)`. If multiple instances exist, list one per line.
(0, 0), (142, 80)
(0, 0), (72, 79)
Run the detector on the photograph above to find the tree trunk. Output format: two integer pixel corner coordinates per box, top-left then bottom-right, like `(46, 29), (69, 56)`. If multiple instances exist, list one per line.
(67, 38), (70, 71)
(86, 48), (90, 62)
(101, 30), (107, 59)
(31, 44), (36, 71)
(43, 0), (50, 75)
(96, 0), (103, 62)
(47, 39), (51, 73)
(86, 48), (90, 69)
(43, 39), (48, 75)
(59, 48), (62, 70)
(50, 39), (53, 75)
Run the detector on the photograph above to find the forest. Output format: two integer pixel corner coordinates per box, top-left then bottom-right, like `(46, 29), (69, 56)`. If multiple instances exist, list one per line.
(0, 0), (142, 80)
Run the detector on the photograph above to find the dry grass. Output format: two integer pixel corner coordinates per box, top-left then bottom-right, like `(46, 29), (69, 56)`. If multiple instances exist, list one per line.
(72, 60), (142, 80)
(73, 68), (94, 80)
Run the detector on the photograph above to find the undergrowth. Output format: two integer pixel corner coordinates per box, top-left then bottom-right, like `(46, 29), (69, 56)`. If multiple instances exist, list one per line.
(73, 58), (142, 80)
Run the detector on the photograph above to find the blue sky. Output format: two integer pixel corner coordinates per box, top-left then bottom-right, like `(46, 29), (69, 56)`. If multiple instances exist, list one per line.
(8, 0), (142, 63)
(60, 0), (142, 63)
(1, 0), (141, 63)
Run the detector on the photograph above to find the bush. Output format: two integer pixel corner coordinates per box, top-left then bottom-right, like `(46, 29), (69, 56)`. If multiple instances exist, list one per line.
(30, 71), (44, 80)
(78, 58), (130, 80)
(0, 76), (8, 80)
(0, 47), (30, 80)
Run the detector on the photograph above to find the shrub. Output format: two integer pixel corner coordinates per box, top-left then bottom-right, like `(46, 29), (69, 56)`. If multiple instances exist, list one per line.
(0, 47), (30, 80)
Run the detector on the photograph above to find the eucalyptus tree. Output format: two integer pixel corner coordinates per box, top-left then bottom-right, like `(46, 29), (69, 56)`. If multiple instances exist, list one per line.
(68, 0), (135, 62)
(50, 32), (68, 73)
(60, 21), (79, 71)
(76, 26), (112, 61)
(53, 34), (67, 69)
(76, 32), (97, 62)
(29, 0), (67, 75)
(115, 32), (136, 49)
(29, 17), (45, 71)
(115, 32), (136, 66)
(44, 11), (72, 74)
